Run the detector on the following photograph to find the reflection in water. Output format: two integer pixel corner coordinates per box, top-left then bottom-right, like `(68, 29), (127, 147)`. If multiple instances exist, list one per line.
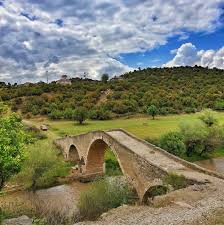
(196, 158), (224, 174)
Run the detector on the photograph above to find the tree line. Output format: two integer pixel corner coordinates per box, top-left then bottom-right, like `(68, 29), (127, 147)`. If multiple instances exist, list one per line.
(0, 66), (224, 120)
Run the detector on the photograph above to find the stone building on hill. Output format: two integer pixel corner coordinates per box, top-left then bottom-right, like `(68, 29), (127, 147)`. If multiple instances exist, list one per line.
(56, 75), (72, 85)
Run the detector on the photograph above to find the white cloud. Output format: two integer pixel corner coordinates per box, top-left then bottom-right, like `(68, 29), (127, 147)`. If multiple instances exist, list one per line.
(0, 0), (223, 83)
(164, 43), (224, 69)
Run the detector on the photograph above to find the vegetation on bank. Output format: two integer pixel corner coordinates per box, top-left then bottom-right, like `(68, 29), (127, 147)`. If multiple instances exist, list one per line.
(14, 142), (70, 192)
(78, 178), (136, 221)
(0, 112), (28, 190)
(158, 110), (224, 161)
(1, 66), (224, 120)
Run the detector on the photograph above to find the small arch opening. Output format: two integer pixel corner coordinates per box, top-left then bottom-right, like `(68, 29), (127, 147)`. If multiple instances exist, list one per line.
(68, 145), (79, 165)
(142, 185), (168, 204)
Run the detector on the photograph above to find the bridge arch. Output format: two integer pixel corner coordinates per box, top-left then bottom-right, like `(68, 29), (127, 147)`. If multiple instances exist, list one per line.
(85, 138), (124, 176)
(68, 144), (80, 164)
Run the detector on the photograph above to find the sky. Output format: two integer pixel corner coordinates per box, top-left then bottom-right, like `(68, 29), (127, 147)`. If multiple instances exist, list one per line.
(0, 0), (223, 83)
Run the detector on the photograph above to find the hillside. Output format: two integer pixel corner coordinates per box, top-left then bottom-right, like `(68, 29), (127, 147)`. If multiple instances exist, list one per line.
(0, 66), (224, 119)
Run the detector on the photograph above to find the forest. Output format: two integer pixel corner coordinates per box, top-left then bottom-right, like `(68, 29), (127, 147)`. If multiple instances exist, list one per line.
(0, 66), (224, 120)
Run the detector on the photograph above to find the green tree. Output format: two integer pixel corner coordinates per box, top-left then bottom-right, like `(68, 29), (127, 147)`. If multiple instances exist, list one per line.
(159, 132), (186, 156)
(199, 109), (218, 127)
(147, 105), (158, 120)
(101, 74), (109, 83)
(0, 114), (26, 190)
(179, 121), (208, 156)
(73, 107), (88, 124)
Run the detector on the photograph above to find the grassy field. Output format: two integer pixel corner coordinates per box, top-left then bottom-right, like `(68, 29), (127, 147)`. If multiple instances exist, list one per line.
(24, 112), (224, 162)
(25, 112), (224, 140)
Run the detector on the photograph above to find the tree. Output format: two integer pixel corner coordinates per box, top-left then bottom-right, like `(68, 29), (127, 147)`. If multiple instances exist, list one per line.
(147, 105), (158, 120)
(73, 107), (88, 124)
(101, 74), (109, 83)
(0, 114), (26, 190)
(200, 125), (223, 156)
(179, 121), (208, 156)
(159, 132), (186, 156)
(199, 109), (217, 127)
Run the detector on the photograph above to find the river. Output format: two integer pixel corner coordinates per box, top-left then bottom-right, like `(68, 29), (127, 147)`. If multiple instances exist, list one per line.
(195, 157), (224, 174)
(0, 181), (89, 217)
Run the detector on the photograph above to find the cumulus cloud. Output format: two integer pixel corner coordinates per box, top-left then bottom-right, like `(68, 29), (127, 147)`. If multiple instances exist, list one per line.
(164, 43), (224, 69)
(0, 0), (223, 83)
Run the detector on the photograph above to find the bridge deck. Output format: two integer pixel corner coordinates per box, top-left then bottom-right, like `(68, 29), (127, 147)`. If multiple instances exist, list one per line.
(106, 130), (215, 183)
(107, 130), (186, 172)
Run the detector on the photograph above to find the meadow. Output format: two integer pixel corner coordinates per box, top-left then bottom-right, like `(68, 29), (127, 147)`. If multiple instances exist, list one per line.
(26, 111), (224, 140)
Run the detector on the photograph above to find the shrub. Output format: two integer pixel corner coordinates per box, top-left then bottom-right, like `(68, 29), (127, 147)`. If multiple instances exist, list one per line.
(163, 173), (188, 190)
(214, 100), (224, 110)
(48, 110), (63, 120)
(78, 179), (135, 220)
(14, 142), (69, 192)
(89, 109), (112, 120)
(159, 132), (186, 156)
(104, 149), (122, 176)
(143, 185), (168, 203)
(199, 109), (218, 127)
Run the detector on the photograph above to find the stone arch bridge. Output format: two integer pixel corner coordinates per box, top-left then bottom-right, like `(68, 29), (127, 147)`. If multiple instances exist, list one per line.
(54, 129), (224, 202)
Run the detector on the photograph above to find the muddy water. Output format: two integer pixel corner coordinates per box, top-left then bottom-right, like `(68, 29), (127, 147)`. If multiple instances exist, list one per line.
(0, 182), (89, 215)
(196, 157), (224, 174)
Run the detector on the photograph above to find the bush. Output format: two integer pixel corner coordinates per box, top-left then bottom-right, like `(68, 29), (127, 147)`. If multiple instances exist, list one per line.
(159, 132), (186, 156)
(214, 100), (224, 110)
(163, 173), (188, 190)
(78, 179), (135, 220)
(199, 109), (218, 127)
(14, 142), (69, 192)
(144, 185), (168, 203)
(179, 120), (209, 156)
(48, 110), (63, 120)
(89, 109), (112, 120)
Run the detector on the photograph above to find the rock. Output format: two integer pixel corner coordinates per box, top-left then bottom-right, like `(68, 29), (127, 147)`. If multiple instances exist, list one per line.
(173, 201), (193, 209)
(3, 215), (33, 225)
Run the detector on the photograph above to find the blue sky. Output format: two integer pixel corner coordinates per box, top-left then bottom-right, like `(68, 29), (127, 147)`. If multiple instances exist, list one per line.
(121, 28), (224, 68)
(0, 0), (223, 83)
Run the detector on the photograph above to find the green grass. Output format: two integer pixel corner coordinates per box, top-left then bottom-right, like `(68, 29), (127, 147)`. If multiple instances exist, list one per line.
(24, 112), (224, 161)
(25, 112), (224, 139)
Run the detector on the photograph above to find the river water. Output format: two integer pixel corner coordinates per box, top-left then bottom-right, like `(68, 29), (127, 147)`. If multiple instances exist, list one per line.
(1, 158), (224, 217)
(195, 157), (224, 174)
(0, 181), (89, 216)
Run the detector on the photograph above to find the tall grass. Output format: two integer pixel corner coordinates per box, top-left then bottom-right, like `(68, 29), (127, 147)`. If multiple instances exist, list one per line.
(78, 178), (136, 220)
(13, 141), (70, 191)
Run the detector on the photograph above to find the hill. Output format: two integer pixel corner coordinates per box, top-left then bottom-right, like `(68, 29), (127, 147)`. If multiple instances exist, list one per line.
(0, 66), (224, 119)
